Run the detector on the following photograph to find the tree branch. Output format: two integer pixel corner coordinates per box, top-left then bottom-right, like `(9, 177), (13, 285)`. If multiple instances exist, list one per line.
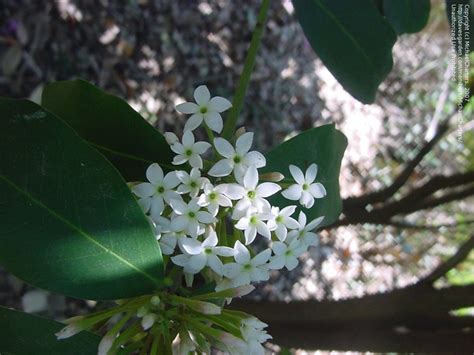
(419, 235), (474, 286)
(343, 121), (450, 211)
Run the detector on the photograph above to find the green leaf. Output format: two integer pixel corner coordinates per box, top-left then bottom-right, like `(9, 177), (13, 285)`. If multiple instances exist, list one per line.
(0, 98), (164, 300)
(262, 124), (347, 227)
(42, 79), (173, 181)
(292, 0), (397, 103)
(0, 306), (100, 355)
(383, 0), (430, 34)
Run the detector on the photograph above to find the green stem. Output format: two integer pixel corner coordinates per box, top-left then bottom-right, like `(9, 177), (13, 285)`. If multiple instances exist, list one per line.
(222, 0), (271, 140)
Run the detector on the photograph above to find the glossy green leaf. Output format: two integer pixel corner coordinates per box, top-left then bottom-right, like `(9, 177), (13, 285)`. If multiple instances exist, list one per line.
(262, 124), (347, 227)
(383, 0), (430, 34)
(42, 79), (173, 181)
(292, 0), (397, 103)
(0, 98), (164, 300)
(0, 306), (100, 355)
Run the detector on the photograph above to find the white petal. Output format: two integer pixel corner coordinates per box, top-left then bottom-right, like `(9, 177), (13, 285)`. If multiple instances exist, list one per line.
(256, 220), (271, 239)
(208, 96), (232, 112)
(306, 216), (325, 231)
(298, 211), (307, 227)
(193, 141), (212, 154)
(305, 163), (318, 183)
(146, 163), (164, 184)
(286, 256), (299, 271)
(252, 249), (271, 266)
(184, 113), (203, 132)
(137, 197), (152, 212)
(220, 183), (245, 199)
(243, 166), (259, 190)
(132, 183), (155, 198)
(244, 227), (257, 245)
(282, 184), (303, 200)
(188, 254), (207, 273)
(234, 240), (250, 264)
(170, 215), (188, 231)
(203, 230), (218, 247)
(272, 241), (287, 255)
(194, 85), (211, 106)
(256, 182), (281, 198)
(163, 172), (181, 189)
(217, 195), (232, 207)
(189, 154), (203, 169)
(234, 272), (251, 286)
(245, 151), (266, 168)
(223, 263), (240, 278)
(274, 225), (287, 241)
(310, 183), (327, 198)
(213, 138), (235, 159)
(164, 132), (179, 145)
(170, 142), (185, 155)
(173, 155), (188, 165)
(197, 211), (216, 224)
(250, 267), (269, 282)
(214, 246), (234, 257)
(176, 102), (199, 114)
(235, 217), (250, 230)
(300, 192), (314, 209)
(204, 111), (223, 133)
(171, 254), (189, 267)
(208, 159), (233, 177)
(169, 199), (188, 214)
(181, 237), (203, 255)
(289, 165), (305, 184)
(268, 255), (285, 270)
(280, 205), (297, 217)
(150, 197), (165, 219)
(182, 130), (195, 146)
(207, 255), (224, 275)
(284, 217), (300, 230)
(235, 132), (253, 155)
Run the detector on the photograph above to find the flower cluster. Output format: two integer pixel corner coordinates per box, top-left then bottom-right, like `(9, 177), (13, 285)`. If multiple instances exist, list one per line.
(133, 85), (327, 296)
(57, 86), (327, 355)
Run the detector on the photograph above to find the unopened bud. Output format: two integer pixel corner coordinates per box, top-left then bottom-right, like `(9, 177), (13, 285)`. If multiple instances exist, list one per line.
(98, 335), (115, 355)
(194, 301), (221, 315)
(136, 306), (149, 317)
(141, 313), (156, 330)
(55, 324), (82, 340)
(259, 172), (284, 182)
(235, 127), (246, 138)
(232, 285), (255, 297)
(150, 295), (161, 306)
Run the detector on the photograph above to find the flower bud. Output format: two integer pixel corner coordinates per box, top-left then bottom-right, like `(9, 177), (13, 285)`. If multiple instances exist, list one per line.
(232, 284), (255, 298)
(235, 127), (246, 138)
(55, 324), (82, 340)
(259, 172), (284, 182)
(141, 313), (156, 330)
(150, 295), (161, 306)
(98, 335), (115, 355)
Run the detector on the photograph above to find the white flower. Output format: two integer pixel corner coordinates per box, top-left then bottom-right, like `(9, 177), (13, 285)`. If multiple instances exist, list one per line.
(287, 212), (324, 246)
(131, 163), (180, 219)
(223, 241), (271, 286)
(176, 168), (209, 197)
(176, 85), (232, 133)
(267, 205), (300, 241)
(235, 208), (273, 245)
(268, 237), (306, 271)
(208, 132), (266, 178)
(281, 164), (326, 208)
(221, 167), (280, 220)
(169, 199), (216, 237)
(141, 313), (156, 330)
(171, 130), (211, 169)
(158, 229), (187, 255)
(98, 335), (115, 355)
(197, 183), (232, 216)
(171, 230), (234, 275)
(240, 318), (272, 355)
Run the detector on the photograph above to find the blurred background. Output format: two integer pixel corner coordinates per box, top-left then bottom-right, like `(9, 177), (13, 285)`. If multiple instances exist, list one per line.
(1, 0), (473, 353)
